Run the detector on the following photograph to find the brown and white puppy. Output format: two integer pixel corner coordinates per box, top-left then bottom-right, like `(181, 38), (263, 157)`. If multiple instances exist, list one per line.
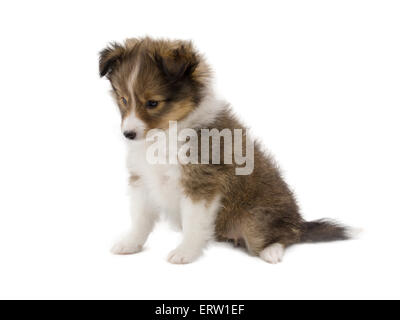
(99, 37), (352, 264)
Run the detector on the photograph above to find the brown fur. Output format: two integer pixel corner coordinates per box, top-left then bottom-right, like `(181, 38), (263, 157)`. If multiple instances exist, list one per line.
(100, 37), (349, 257)
(129, 174), (141, 186)
(179, 110), (304, 254)
(100, 37), (210, 132)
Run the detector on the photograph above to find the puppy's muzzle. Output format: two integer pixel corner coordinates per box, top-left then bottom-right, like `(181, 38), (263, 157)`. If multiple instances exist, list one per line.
(123, 131), (137, 140)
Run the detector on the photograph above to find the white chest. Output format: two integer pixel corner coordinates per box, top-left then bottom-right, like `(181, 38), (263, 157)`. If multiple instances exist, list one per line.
(126, 141), (183, 214)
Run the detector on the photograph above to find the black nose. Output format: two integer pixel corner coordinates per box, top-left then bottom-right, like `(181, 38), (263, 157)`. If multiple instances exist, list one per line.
(123, 131), (137, 140)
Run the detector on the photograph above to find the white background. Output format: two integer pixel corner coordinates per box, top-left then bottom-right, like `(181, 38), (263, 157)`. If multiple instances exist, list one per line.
(0, 0), (399, 300)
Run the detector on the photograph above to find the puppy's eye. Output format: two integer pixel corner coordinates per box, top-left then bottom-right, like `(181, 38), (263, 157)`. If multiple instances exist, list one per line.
(146, 100), (159, 109)
(121, 97), (127, 105)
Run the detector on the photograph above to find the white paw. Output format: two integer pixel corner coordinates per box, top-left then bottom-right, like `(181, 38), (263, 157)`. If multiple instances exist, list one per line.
(260, 243), (284, 264)
(111, 238), (143, 255)
(167, 246), (201, 264)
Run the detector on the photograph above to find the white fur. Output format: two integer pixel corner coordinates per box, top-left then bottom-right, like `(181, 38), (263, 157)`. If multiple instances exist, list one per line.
(167, 195), (221, 264)
(346, 227), (363, 239)
(112, 92), (226, 264)
(260, 243), (285, 264)
(128, 61), (140, 98)
(178, 89), (226, 130)
(121, 112), (147, 139)
(120, 62), (147, 139)
(111, 179), (158, 255)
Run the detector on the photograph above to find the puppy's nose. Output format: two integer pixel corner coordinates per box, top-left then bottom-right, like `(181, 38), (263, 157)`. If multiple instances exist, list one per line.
(123, 131), (137, 140)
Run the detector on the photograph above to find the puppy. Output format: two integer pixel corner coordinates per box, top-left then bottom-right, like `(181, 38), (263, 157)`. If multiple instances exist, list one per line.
(99, 37), (352, 264)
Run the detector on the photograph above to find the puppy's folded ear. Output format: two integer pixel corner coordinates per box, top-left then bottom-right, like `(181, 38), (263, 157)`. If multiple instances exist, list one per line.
(154, 42), (199, 82)
(99, 42), (125, 77)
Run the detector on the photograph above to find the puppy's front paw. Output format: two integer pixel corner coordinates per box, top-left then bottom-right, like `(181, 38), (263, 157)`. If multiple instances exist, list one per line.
(111, 238), (143, 255)
(167, 246), (201, 264)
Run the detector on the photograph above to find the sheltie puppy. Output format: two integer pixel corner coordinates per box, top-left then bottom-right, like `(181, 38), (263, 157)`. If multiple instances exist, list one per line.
(99, 37), (352, 264)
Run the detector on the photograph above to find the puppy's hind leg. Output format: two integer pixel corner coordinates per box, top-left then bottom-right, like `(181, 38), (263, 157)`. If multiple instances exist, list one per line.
(111, 180), (158, 255)
(243, 227), (285, 264)
(240, 208), (299, 264)
(259, 243), (285, 264)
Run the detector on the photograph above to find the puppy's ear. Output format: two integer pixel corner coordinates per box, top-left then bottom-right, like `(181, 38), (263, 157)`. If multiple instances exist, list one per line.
(99, 42), (125, 77)
(154, 42), (199, 82)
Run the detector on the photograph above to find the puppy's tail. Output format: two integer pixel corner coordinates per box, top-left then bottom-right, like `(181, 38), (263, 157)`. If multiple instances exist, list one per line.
(300, 219), (359, 243)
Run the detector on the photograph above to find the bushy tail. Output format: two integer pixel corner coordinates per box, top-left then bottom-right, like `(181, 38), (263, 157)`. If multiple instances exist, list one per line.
(300, 219), (352, 243)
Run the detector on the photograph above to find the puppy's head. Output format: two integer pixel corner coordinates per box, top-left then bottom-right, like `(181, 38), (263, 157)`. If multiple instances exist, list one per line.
(99, 37), (211, 140)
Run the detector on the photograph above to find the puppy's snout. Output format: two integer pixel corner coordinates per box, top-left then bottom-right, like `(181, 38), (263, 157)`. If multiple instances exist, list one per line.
(123, 131), (137, 140)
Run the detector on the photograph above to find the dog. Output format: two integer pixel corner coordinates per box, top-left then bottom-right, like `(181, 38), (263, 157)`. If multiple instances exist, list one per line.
(99, 37), (352, 264)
